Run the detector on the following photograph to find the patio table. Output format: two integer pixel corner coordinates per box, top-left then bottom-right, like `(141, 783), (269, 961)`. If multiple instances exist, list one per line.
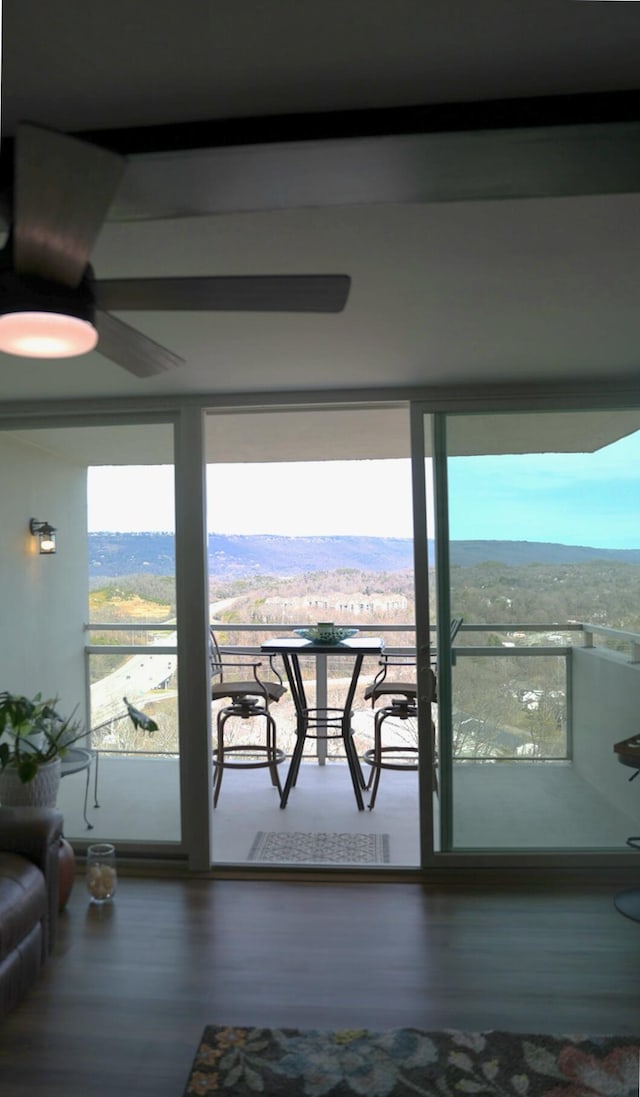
(261, 636), (384, 810)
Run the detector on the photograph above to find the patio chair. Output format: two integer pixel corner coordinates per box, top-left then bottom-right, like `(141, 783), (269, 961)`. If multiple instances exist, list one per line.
(210, 627), (287, 806)
(613, 734), (640, 849)
(362, 617), (462, 808)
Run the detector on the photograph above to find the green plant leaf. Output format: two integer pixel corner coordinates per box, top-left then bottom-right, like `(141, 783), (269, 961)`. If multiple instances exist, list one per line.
(17, 756), (39, 783)
(0, 691), (84, 781)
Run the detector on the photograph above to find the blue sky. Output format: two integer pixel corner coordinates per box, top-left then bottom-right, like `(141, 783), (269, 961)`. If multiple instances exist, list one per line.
(447, 430), (640, 549)
(88, 429), (640, 549)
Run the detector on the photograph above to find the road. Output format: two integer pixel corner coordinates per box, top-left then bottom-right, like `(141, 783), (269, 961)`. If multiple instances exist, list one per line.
(90, 597), (240, 726)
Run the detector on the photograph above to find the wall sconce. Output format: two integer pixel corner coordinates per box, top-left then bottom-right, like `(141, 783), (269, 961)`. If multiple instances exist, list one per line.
(30, 518), (57, 555)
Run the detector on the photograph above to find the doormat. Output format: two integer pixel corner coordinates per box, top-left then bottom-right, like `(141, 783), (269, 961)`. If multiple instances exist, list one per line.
(247, 830), (390, 864)
(184, 1025), (640, 1097)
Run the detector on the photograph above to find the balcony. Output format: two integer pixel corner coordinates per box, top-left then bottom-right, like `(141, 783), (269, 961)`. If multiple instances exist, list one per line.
(60, 621), (640, 865)
(57, 751), (640, 866)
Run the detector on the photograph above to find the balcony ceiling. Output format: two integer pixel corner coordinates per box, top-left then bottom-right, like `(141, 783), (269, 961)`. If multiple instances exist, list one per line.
(2, 2), (640, 465)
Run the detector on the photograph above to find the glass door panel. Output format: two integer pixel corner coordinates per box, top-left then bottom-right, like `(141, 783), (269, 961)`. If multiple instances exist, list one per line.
(83, 427), (179, 845)
(0, 421), (182, 847)
(204, 404), (421, 868)
(440, 408), (640, 850)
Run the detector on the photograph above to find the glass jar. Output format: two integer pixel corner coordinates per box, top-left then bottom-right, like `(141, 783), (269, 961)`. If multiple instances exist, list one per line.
(85, 843), (117, 903)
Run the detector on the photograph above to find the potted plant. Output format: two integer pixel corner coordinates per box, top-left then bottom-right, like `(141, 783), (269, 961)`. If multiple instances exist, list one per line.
(0, 690), (84, 807)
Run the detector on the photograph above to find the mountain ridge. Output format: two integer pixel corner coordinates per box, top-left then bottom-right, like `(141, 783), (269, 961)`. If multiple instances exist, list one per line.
(88, 532), (640, 579)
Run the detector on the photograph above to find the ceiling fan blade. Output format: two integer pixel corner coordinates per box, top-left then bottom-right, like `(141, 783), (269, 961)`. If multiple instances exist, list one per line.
(14, 123), (126, 287)
(95, 310), (184, 377)
(94, 274), (351, 313)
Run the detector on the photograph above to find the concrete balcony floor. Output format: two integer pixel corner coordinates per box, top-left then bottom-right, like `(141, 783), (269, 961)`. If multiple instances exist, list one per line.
(56, 753), (639, 862)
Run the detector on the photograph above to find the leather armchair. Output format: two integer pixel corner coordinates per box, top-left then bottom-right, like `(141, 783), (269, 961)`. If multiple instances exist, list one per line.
(0, 806), (63, 1015)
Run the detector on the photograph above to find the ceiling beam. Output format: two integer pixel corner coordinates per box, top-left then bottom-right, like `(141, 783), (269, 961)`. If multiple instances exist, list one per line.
(106, 121), (640, 222)
(74, 88), (640, 154)
(2, 90), (640, 226)
(94, 89), (640, 220)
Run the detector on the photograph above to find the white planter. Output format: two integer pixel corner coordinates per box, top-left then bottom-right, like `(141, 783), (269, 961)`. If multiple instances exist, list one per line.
(0, 757), (61, 807)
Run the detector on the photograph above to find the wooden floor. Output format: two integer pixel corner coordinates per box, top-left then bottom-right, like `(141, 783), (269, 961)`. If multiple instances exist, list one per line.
(1, 875), (639, 1096)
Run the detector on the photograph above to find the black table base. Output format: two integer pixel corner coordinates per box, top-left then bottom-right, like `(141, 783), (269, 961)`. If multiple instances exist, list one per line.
(261, 636), (383, 811)
(614, 888), (640, 923)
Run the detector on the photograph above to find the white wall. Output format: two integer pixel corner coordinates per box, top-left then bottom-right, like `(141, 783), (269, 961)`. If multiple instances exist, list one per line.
(0, 432), (88, 728)
(572, 645), (640, 819)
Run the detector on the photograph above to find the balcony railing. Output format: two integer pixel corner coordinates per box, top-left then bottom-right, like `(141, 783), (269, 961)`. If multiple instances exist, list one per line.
(68, 620), (640, 854)
(83, 619), (640, 765)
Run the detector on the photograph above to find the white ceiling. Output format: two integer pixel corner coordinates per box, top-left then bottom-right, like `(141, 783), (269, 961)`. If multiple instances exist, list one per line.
(5, 1), (640, 134)
(2, 0), (640, 409)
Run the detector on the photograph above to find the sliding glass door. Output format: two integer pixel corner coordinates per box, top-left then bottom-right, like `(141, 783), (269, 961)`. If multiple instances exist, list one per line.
(0, 419), (183, 852)
(6, 396), (640, 867)
(426, 406), (640, 852)
(204, 404), (423, 868)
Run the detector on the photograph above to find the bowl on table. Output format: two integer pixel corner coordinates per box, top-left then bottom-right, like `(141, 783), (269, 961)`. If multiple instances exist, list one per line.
(294, 625), (359, 645)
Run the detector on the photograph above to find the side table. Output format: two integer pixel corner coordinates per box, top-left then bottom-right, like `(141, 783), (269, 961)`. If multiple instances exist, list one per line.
(60, 747), (99, 830)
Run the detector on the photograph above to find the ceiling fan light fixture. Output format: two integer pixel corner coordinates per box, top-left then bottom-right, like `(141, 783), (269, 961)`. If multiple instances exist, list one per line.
(0, 310), (98, 358)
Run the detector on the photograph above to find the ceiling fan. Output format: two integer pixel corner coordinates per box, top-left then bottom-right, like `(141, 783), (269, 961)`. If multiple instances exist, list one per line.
(0, 123), (351, 377)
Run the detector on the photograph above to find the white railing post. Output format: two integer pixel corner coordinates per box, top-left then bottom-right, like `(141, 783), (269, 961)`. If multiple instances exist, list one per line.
(316, 653), (328, 764)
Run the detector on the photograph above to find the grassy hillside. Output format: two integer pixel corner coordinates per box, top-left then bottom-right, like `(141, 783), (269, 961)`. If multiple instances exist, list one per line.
(89, 587), (172, 622)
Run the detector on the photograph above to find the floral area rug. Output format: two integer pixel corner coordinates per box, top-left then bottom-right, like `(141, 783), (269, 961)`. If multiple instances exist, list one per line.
(184, 1025), (639, 1096)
